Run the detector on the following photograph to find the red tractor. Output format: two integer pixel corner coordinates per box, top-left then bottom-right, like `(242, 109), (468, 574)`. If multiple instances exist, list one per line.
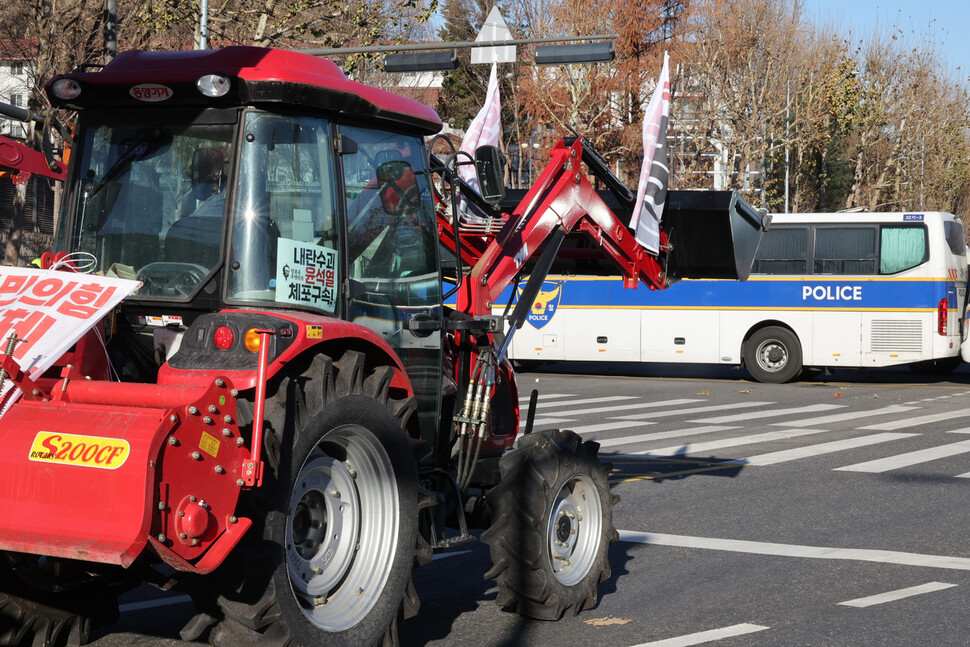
(0, 46), (765, 647)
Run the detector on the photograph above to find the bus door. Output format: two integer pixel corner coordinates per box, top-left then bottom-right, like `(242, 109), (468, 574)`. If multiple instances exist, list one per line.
(639, 280), (720, 364)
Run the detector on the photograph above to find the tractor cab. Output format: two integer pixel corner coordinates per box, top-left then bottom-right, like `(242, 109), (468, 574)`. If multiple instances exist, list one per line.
(51, 48), (448, 402)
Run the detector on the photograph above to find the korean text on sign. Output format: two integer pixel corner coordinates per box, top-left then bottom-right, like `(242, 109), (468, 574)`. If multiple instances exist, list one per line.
(275, 238), (338, 312)
(0, 267), (141, 418)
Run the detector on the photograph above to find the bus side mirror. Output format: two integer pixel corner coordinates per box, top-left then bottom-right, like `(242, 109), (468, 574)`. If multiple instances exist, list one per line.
(474, 145), (505, 205)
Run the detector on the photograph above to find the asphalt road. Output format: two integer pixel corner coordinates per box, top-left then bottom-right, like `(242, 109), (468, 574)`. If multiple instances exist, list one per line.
(90, 362), (970, 646)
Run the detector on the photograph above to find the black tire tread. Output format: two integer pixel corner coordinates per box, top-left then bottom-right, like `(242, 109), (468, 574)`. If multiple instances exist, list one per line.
(482, 428), (617, 621)
(190, 350), (419, 647)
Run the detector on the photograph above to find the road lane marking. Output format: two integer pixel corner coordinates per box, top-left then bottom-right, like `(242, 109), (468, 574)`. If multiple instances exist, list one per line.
(535, 395), (639, 409)
(519, 417), (573, 430)
(860, 410), (970, 430)
(837, 582), (957, 607)
(690, 404), (844, 424)
(947, 427), (970, 434)
(618, 531), (970, 570)
(772, 405), (918, 427)
(630, 428), (829, 458)
(725, 433), (919, 466)
(518, 393), (573, 405)
(567, 421), (658, 434)
(549, 398), (704, 417)
(119, 594), (191, 613)
(593, 425), (740, 447)
(630, 623), (770, 646)
(834, 439), (970, 473)
(612, 401), (775, 421)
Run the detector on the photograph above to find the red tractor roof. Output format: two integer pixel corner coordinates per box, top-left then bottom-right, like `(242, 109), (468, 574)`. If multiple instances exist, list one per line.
(48, 46), (442, 135)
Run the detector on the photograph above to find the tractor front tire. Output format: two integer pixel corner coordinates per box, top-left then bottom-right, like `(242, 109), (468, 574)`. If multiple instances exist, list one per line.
(482, 429), (618, 620)
(202, 351), (420, 647)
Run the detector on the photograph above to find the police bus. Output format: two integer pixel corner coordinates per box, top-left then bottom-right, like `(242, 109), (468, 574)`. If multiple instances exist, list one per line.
(501, 211), (968, 382)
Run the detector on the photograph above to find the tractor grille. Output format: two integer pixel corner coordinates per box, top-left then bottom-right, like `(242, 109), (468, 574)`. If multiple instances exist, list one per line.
(869, 320), (923, 353)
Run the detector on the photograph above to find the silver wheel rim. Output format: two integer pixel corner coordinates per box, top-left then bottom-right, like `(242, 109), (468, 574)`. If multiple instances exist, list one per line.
(755, 339), (788, 372)
(547, 473), (602, 586)
(285, 425), (399, 631)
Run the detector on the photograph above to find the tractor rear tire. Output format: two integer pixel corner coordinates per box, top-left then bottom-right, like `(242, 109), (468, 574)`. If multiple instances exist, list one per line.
(0, 555), (119, 647)
(482, 429), (618, 620)
(198, 351), (420, 647)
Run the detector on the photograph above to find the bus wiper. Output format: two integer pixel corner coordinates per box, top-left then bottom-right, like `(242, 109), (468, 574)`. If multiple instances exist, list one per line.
(85, 127), (170, 202)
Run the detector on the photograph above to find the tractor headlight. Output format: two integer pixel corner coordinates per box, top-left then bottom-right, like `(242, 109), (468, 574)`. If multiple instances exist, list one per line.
(51, 78), (82, 100)
(196, 74), (231, 98)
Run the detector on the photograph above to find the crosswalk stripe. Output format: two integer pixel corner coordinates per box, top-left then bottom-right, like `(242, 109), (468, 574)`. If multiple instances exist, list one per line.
(517, 393), (573, 405)
(946, 427), (970, 434)
(772, 404), (919, 427)
(833, 439), (970, 473)
(618, 530), (970, 570)
(725, 433), (919, 466)
(630, 623), (770, 647)
(631, 428), (829, 458)
(566, 420), (657, 435)
(612, 401), (774, 421)
(838, 582), (957, 608)
(595, 425), (740, 448)
(119, 594), (192, 613)
(535, 395), (639, 410)
(542, 398), (704, 419)
(691, 403), (844, 424)
(859, 410), (970, 430)
(524, 418), (573, 428)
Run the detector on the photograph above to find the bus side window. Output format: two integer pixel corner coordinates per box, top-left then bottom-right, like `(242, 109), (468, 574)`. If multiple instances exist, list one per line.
(880, 225), (928, 274)
(752, 227), (808, 275)
(813, 227), (877, 275)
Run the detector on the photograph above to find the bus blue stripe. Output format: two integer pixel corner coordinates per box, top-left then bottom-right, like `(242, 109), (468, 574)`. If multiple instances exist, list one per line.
(493, 277), (952, 311)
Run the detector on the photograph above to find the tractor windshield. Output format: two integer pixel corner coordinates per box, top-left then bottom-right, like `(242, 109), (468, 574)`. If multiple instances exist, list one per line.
(68, 112), (236, 298)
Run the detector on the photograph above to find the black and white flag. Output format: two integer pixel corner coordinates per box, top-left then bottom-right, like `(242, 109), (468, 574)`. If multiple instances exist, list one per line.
(629, 52), (670, 254)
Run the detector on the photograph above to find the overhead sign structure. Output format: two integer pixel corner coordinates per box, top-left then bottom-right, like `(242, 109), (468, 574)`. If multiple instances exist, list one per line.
(471, 7), (516, 65)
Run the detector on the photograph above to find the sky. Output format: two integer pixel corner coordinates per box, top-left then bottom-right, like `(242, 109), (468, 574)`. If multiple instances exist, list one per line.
(804, 0), (969, 81)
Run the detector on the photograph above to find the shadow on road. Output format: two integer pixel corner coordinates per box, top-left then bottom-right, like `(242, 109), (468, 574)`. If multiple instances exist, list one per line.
(400, 530), (635, 647)
(515, 359), (970, 386)
(608, 452), (747, 483)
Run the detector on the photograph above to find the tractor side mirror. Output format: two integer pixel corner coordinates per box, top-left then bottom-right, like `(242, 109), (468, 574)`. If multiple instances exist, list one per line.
(474, 145), (505, 205)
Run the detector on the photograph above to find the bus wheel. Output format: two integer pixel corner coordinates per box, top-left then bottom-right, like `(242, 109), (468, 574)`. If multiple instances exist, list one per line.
(744, 327), (802, 383)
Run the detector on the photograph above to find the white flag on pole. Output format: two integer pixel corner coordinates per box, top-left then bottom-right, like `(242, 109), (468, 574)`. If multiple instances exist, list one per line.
(629, 52), (671, 254)
(458, 61), (501, 197)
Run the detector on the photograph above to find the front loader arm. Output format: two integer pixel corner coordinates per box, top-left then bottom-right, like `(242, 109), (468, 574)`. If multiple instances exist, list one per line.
(454, 137), (666, 318)
(0, 134), (66, 184)
(0, 100), (71, 184)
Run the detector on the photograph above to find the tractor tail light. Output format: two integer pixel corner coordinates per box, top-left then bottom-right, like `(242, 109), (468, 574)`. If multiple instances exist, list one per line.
(213, 325), (235, 350)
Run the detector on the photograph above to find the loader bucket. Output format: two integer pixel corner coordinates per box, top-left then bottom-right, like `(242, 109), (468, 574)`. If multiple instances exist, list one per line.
(661, 190), (769, 281)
